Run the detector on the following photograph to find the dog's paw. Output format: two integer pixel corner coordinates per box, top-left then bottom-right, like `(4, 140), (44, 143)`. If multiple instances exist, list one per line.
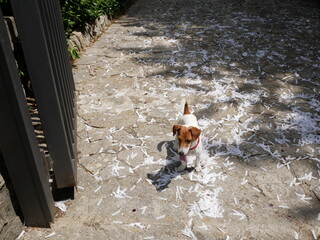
(195, 166), (201, 172)
(177, 161), (187, 172)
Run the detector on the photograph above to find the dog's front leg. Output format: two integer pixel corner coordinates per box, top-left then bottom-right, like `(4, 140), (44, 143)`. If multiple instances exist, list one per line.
(177, 160), (187, 172)
(195, 155), (201, 172)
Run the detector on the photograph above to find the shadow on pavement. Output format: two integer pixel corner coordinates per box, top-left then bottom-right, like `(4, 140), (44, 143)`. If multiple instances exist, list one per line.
(147, 140), (193, 191)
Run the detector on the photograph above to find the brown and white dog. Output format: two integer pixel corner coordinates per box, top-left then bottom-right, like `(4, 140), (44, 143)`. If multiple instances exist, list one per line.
(173, 101), (202, 172)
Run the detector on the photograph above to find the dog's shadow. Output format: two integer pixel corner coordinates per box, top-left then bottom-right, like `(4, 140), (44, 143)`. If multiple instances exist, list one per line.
(147, 140), (194, 192)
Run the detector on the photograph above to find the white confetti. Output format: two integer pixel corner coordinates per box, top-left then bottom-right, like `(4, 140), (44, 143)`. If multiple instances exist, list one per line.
(55, 201), (67, 212)
(290, 178), (302, 187)
(252, 187), (261, 193)
(182, 221), (198, 240)
(140, 206), (148, 214)
(126, 222), (146, 229)
(112, 210), (121, 216)
(279, 205), (289, 209)
(45, 232), (56, 238)
(97, 199), (103, 206)
(231, 209), (246, 220)
(156, 215), (166, 220)
(16, 230), (25, 240)
(298, 172), (317, 181)
(94, 186), (101, 193)
(295, 193), (312, 203)
(112, 186), (132, 199)
(197, 223), (208, 230)
(241, 178), (248, 185)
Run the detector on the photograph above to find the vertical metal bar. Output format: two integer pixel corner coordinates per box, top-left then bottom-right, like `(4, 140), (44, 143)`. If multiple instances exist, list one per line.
(50, 0), (77, 180)
(10, 0), (77, 188)
(51, 0), (78, 174)
(54, 0), (76, 93)
(0, 9), (54, 227)
(38, 0), (74, 160)
(41, 0), (77, 181)
(53, 0), (78, 163)
(51, 0), (74, 104)
(46, 0), (74, 117)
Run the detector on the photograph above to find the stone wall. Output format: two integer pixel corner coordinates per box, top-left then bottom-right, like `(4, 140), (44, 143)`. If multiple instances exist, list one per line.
(68, 15), (112, 54)
(0, 174), (23, 240)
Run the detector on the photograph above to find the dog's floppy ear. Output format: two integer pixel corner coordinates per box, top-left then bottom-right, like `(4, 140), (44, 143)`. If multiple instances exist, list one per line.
(173, 125), (181, 136)
(190, 127), (201, 141)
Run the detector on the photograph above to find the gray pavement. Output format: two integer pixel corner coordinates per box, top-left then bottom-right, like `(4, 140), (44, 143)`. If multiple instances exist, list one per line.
(20, 0), (320, 239)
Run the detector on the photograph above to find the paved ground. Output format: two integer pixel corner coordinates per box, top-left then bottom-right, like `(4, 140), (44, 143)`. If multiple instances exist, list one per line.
(20, 0), (320, 239)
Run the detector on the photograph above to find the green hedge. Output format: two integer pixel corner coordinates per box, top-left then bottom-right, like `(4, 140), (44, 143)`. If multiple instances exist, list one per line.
(60, 0), (122, 37)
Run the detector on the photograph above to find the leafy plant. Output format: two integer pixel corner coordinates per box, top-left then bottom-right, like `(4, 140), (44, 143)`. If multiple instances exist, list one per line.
(60, 0), (125, 61)
(96, 0), (121, 16)
(60, 0), (122, 37)
(67, 40), (80, 62)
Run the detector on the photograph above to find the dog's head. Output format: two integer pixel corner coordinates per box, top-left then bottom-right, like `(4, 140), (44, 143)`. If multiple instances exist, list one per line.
(173, 125), (201, 156)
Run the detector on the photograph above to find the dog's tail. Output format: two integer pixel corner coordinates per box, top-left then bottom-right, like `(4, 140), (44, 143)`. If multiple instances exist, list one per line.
(182, 99), (191, 115)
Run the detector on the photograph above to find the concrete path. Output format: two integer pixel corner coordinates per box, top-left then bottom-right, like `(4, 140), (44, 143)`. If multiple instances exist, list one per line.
(20, 0), (320, 239)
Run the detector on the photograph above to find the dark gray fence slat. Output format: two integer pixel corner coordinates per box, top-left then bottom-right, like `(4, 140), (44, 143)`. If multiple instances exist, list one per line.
(39, 0), (75, 159)
(43, 0), (77, 181)
(10, 0), (77, 188)
(0, 9), (54, 227)
(49, 0), (76, 155)
(52, 0), (78, 164)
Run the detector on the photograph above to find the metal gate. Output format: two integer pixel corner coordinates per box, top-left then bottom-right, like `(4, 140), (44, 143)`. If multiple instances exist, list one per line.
(0, 0), (77, 227)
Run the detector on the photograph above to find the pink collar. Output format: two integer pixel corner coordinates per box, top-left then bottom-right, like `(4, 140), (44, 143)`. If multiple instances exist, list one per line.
(190, 137), (200, 151)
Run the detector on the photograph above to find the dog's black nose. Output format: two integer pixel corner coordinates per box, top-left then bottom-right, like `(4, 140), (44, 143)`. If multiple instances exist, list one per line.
(178, 151), (184, 156)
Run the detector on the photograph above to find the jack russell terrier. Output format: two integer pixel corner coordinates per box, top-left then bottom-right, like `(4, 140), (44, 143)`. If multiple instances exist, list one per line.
(173, 101), (202, 172)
